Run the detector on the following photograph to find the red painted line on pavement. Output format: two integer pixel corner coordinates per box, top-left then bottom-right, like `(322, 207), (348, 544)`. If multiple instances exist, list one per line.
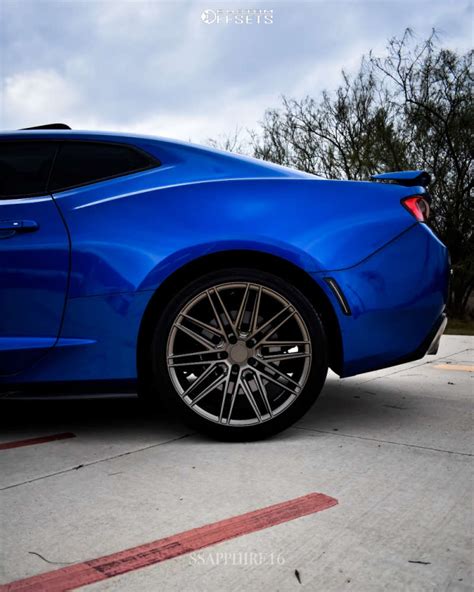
(1, 491), (338, 592)
(0, 433), (76, 451)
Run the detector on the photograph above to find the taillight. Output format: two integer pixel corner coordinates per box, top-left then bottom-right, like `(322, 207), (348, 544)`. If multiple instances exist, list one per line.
(401, 195), (430, 222)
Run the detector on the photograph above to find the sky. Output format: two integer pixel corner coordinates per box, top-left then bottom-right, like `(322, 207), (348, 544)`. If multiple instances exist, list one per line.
(0, 0), (472, 144)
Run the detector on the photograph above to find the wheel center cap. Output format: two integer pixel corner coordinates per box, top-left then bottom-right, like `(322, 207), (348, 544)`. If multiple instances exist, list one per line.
(229, 341), (249, 364)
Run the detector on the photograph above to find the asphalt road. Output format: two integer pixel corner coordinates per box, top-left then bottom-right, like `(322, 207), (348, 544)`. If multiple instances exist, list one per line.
(0, 335), (472, 592)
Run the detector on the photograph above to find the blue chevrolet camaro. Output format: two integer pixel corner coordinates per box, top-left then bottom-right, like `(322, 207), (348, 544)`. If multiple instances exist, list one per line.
(0, 124), (449, 439)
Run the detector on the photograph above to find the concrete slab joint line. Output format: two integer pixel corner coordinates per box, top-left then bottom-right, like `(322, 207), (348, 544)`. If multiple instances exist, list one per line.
(0, 433), (192, 491)
(0, 492), (338, 592)
(293, 427), (474, 457)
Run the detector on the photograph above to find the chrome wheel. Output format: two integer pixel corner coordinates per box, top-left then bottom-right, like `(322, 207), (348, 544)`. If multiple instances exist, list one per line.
(166, 282), (312, 427)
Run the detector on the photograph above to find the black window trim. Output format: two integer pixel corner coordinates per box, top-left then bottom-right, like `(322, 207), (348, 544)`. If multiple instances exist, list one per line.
(0, 138), (161, 200)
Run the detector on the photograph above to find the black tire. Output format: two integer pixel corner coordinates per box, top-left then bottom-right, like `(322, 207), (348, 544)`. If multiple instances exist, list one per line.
(151, 268), (328, 440)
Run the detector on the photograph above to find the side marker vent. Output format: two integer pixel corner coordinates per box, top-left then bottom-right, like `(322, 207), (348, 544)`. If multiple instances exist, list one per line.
(324, 278), (351, 316)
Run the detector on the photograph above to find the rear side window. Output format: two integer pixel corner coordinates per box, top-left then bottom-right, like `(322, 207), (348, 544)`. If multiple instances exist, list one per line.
(0, 141), (57, 198)
(49, 142), (158, 192)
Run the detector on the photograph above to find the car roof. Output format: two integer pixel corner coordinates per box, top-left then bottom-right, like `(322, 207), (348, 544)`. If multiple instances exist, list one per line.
(1, 128), (176, 143)
(0, 126), (320, 179)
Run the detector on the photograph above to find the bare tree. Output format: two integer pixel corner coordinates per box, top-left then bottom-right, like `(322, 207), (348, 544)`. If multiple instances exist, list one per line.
(207, 127), (249, 155)
(370, 30), (473, 317)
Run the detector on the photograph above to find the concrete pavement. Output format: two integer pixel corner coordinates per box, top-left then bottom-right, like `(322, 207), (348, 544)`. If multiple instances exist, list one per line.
(0, 335), (472, 591)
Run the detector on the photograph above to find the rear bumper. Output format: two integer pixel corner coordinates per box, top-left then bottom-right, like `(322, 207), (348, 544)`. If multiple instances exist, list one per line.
(314, 223), (450, 377)
(353, 311), (448, 374)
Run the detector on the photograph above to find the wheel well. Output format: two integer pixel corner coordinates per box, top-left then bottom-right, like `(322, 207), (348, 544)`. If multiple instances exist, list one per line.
(136, 250), (343, 391)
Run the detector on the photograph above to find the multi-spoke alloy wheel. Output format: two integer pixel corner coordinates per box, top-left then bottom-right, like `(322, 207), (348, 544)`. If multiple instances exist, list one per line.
(153, 269), (328, 440)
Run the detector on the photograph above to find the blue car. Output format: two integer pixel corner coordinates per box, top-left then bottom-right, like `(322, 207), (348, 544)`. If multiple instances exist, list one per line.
(0, 124), (449, 439)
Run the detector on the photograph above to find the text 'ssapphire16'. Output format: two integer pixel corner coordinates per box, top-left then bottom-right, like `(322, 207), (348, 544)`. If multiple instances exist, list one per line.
(0, 125), (449, 439)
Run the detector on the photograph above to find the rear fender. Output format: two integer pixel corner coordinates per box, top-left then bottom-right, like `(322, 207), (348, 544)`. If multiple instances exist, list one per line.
(53, 175), (423, 298)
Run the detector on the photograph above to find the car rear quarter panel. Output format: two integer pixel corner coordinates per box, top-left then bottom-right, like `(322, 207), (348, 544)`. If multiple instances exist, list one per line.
(53, 173), (420, 299)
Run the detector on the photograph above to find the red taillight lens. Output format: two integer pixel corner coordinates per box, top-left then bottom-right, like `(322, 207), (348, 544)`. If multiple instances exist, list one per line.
(401, 196), (430, 222)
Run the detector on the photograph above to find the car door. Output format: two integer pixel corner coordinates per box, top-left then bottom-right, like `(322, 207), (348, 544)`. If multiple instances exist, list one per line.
(0, 139), (70, 375)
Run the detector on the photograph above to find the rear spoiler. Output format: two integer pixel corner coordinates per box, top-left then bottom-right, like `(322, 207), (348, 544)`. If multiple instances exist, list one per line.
(20, 123), (71, 130)
(370, 170), (431, 188)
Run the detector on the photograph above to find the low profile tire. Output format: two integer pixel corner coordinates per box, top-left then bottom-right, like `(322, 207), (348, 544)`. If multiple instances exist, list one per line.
(152, 269), (328, 440)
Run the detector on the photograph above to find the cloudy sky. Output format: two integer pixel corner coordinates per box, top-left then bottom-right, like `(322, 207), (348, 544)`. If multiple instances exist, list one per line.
(0, 0), (471, 143)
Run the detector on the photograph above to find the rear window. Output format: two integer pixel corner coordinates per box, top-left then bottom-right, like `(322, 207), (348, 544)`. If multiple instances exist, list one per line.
(49, 142), (158, 192)
(0, 141), (57, 198)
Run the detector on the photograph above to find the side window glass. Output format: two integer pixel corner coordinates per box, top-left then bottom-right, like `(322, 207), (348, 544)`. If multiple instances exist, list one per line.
(49, 142), (157, 192)
(0, 142), (57, 198)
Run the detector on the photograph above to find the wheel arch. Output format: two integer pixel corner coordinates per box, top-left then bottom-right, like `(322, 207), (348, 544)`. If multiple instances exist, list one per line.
(136, 250), (343, 393)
